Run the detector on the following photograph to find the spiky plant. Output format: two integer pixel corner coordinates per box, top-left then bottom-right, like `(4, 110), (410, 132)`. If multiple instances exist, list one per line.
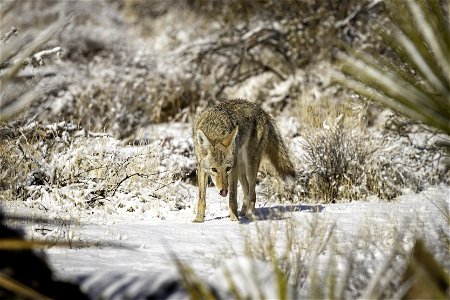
(334, 0), (450, 135)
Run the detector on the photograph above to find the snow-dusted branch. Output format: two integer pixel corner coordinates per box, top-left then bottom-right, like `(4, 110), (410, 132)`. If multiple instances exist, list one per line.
(26, 46), (63, 67)
(334, 0), (383, 28)
(189, 22), (292, 97)
(1, 26), (18, 44)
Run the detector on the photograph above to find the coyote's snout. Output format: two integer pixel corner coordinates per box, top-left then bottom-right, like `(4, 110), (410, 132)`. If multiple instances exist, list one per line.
(193, 99), (295, 222)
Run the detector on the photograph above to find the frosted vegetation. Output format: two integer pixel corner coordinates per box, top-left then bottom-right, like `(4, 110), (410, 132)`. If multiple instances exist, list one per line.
(0, 0), (449, 299)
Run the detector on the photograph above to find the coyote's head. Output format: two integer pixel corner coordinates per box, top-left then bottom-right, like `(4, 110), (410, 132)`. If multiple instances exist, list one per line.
(196, 126), (239, 197)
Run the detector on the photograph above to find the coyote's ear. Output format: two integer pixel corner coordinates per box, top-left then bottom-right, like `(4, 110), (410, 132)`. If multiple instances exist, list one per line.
(221, 126), (239, 148)
(197, 129), (211, 149)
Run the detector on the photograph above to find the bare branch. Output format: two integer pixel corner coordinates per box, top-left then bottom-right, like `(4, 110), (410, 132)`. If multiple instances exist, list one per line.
(334, 0), (383, 28)
(25, 47), (63, 67)
(1, 26), (18, 44)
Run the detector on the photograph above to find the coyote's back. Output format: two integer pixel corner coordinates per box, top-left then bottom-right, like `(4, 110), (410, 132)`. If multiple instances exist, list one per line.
(193, 99), (295, 222)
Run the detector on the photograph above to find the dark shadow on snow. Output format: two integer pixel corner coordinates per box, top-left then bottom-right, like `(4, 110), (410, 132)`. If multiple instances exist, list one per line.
(209, 215), (229, 221)
(208, 204), (324, 223)
(239, 204), (325, 224)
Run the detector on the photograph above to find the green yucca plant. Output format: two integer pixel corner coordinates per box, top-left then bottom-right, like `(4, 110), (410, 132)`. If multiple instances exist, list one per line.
(334, 0), (450, 135)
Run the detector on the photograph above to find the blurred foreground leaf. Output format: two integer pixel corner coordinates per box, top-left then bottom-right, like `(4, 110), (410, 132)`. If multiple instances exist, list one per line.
(0, 16), (68, 122)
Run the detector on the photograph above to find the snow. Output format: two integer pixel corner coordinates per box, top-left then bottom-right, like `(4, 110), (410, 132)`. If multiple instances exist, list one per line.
(5, 184), (448, 281)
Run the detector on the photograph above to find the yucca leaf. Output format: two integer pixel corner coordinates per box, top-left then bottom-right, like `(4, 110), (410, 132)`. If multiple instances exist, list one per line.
(332, 69), (449, 133)
(414, 0), (450, 78)
(384, 1), (449, 96)
(406, 1), (449, 93)
(428, 0), (450, 55)
(335, 0), (450, 135)
(339, 52), (441, 119)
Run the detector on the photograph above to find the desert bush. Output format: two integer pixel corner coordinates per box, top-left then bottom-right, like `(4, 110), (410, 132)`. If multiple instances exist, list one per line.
(0, 122), (78, 197)
(179, 0), (385, 103)
(0, 120), (185, 217)
(119, 0), (388, 110)
(290, 84), (448, 202)
(188, 0), (387, 66)
(1, 0), (207, 140)
(302, 123), (374, 202)
(59, 61), (209, 140)
(300, 119), (447, 202)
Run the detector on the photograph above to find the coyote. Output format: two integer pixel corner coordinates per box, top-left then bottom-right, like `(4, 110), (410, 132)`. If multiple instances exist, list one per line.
(193, 99), (295, 222)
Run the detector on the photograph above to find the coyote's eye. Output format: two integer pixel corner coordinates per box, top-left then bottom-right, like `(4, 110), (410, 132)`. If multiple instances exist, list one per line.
(211, 168), (217, 172)
(226, 167), (231, 172)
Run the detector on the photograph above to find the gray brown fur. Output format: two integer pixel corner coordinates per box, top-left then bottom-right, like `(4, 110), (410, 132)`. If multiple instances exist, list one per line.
(193, 99), (295, 222)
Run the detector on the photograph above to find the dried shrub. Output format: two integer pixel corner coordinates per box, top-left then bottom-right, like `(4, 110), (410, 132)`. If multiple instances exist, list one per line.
(0, 122), (156, 201)
(0, 122), (76, 199)
(301, 119), (448, 202)
(65, 64), (208, 139)
(188, 0), (387, 65)
(303, 126), (370, 202)
(0, 141), (18, 192)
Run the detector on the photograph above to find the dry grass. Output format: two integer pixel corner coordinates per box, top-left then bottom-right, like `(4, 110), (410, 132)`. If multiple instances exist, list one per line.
(295, 86), (363, 130)
(303, 126), (373, 202)
(0, 122), (167, 213)
(177, 206), (450, 299)
(70, 70), (207, 140)
(242, 215), (334, 291)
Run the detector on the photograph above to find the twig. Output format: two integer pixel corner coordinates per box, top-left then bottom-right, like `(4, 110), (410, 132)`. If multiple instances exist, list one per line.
(58, 166), (108, 186)
(44, 121), (77, 135)
(334, 0), (383, 28)
(73, 129), (111, 138)
(154, 180), (177, 192)
(111, 172), (162, 196)
(25, 46), (63, 67)
(1, 26), (18, 44)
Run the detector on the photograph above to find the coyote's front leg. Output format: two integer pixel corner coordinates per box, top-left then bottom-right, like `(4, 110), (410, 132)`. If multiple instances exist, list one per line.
(228, 167), (239, 221)
(193, 166), (207, 222)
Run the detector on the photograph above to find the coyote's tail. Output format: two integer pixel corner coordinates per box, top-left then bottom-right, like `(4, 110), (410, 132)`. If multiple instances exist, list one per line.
(265, 119), (296, 179)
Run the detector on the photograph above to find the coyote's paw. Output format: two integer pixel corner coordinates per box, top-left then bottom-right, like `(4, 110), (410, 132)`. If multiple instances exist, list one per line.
(193, 215), (205, 223)
(229, 215), (239, 221)
(245, 211), (256, 221)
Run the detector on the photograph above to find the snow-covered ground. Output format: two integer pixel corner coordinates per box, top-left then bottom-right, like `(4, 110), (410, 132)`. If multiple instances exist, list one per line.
(4, 184), (448, 281)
